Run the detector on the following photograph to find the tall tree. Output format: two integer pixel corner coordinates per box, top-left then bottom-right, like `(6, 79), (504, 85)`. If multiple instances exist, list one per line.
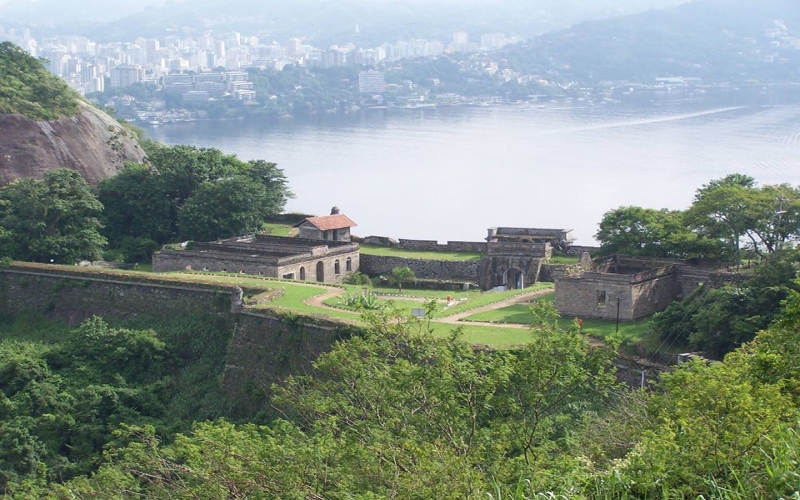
(178, 177), (277, 241)
(0, 169), (106, 263)
(96, 163), (174, 246)
(684, 174), (757, 261)
(595, 206), (721, 258)
(97, 146), (293, 257)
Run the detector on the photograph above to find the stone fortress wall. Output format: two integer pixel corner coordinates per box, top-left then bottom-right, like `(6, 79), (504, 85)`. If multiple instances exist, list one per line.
(153, 234), (360, 283)
(0, 264), (359, 403)
(362, 227), (571, 291)
(553, 255), (721, 320)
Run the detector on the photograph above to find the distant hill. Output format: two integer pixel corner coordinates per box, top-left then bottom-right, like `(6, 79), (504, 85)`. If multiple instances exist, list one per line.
(10, 0), (687, 46)
(0, 0), (168, 24)
(499, 0), (800, 84)
(0, 43), (145, 185)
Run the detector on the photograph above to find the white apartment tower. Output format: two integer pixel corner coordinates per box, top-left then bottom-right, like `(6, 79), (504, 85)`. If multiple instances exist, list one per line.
(358, 70), (386, 94)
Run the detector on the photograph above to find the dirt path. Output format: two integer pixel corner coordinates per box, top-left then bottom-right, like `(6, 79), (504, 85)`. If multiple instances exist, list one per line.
(302, 284), (348, 308)
(436, 287), (553, 329)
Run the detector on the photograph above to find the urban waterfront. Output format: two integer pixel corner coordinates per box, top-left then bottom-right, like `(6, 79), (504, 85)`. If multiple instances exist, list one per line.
(144, 101), (800, 245)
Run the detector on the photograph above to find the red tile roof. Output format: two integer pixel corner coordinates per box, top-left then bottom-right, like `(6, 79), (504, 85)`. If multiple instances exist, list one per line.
(298, 214), (357, 231)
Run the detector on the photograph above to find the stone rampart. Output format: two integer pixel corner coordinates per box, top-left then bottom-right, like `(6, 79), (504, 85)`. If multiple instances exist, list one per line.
(360, 254), (479, 282)
(379, 238), (486, 254)
(565, 245), (601, 256)
(488, 241), (550, 258)
(0, 265), (242, 324)
(362, 235), (398, 246)
(0, 264), (360, 407)
(222, 311), (360, 403)
(443, 241), (486, 253)
(398, 239), (440, 251)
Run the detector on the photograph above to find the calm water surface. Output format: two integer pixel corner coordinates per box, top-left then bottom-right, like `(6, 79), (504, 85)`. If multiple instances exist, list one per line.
(144, 102), (800, 245)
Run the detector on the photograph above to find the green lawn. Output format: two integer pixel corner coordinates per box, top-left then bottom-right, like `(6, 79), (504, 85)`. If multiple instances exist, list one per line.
(370, 286), (474, 300)
(328, 284), (553, 319)
(260, 222), (295, 237)
(460, 290), (651, 344)
(99, 268), (624, 347)
(428, 322), (540, 347)
(359, 244), (482, 261)
(250, 284), (362, 322)
(546, 255), (580, 265)
(438, 284), (553, 318)
(462, 292), (554, 323)
(578, 317), (652, 344)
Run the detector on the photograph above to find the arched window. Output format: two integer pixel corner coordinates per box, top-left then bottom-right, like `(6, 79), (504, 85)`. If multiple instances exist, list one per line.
(300, 267), (306, 280)
(334, 260), (341, 275)
(346, 257), (352, 272)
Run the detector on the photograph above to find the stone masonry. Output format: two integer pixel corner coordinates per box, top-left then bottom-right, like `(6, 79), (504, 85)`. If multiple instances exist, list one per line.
(152, 234), (360, 284)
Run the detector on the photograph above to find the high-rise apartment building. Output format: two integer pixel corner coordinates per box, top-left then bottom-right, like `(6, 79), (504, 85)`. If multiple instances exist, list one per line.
(358, 70), (386, 93)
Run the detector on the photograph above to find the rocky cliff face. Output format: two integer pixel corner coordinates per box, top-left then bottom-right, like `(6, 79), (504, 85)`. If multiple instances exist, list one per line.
(0, 101), (146, 186)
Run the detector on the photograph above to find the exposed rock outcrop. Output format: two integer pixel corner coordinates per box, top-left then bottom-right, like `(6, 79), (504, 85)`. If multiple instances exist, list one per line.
(0, 101), (146, 186)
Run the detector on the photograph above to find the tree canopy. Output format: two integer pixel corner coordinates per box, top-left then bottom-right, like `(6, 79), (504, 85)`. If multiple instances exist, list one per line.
(97, 145), (293, 259)
(0, 42), (81, 120)
(596, 174), (800, 260)
(0, 169), (106, 263)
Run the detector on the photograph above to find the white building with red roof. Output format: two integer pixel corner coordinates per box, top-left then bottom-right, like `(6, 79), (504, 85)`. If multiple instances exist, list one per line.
(294, 206), (357, 242)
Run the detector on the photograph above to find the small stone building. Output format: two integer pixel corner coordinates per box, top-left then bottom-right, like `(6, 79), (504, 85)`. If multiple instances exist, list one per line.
(479, 227), (573, 290)
(294, 206), (357, 242)
(554, 255), (718, 320)
(152, 234), (360, 283)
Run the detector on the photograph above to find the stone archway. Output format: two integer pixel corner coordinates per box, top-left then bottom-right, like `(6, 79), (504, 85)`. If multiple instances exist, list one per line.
(504, 267), (524, 290)
(316, 261), (325, 282)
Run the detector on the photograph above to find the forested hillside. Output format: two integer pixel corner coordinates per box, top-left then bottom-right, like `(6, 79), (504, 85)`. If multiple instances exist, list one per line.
(1, 296), (800, 498)
(499, 0), (800, 83)
(0, 42), (81, 120)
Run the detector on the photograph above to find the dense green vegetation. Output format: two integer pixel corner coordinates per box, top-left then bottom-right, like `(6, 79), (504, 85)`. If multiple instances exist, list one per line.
(0, 144), (293, 264)
(594, 174), (800, 359)
(2, 294), (800, 498)
(0, 169), (106, 263)
(596, 174), (800, 260)
(0, 311), (237, 493)
(0, 42), (81, 120)
(97, 144), (293, 262)
(651, 247), (800, 358)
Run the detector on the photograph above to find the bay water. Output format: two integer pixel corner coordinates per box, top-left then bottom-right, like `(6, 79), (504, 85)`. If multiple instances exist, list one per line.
(144, 101), (800, 245)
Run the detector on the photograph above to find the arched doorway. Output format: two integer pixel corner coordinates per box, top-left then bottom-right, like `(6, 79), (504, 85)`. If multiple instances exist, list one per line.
(503, 268), (524, 290)
(316, 261), (325, 282)
(299, 267), (306, 280)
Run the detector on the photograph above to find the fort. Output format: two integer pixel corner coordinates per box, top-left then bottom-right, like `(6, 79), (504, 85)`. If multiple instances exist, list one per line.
(152, 206), (727, 321)
(553, 254), (725, 321)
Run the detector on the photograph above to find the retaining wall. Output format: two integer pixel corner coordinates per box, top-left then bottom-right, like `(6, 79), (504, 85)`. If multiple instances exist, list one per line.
(0, 266), (240, 323)
(0, 265), (359, 407)
(397, 239), (487, 253)
(359, 254), (479, 282)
